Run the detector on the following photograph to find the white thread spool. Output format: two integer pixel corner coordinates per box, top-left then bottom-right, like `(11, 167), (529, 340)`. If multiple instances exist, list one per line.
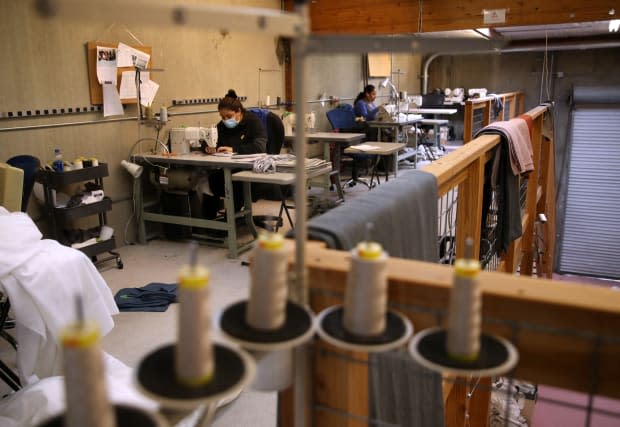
(160, 106), (168, 123)
(61, 320), (115, 427)
(343, 241), (388, 336)
(246, 233), (289, 330)
(265, 95), (271, 107)
(446, 250), (482, 361)
(176, 260), (214, 386)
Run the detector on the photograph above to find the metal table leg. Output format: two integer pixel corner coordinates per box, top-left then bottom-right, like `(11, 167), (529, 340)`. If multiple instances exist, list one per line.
(223, 168), (238, 259)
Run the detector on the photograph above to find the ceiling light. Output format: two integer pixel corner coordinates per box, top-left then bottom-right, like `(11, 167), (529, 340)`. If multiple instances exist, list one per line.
(610, 19), (620, 32)
(476, 28), (491, 38)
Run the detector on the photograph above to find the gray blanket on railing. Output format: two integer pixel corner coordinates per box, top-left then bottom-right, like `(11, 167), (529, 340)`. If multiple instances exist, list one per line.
(305, 169), (438, 261)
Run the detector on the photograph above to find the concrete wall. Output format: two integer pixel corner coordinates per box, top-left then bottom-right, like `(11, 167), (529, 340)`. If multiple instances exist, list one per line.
(0, 0), (286, 241)
(0, 0), (424, 245)
(427, 47), (620, 269)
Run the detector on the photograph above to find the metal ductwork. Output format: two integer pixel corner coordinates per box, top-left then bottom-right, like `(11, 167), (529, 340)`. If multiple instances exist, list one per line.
(422, 38), (620, 94)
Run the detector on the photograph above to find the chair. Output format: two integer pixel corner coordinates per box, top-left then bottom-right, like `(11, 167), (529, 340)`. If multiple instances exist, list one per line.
(6, 155), (41, 212)
(326, 104), (373, 189)
(0, 162), (24, 212)
(247, 108), (288, 230)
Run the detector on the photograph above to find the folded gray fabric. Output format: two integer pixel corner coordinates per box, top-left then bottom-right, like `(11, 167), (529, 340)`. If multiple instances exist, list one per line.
(114, 282), (178, 312)
(303, 169), (438, 261)
(370, 351), (445, 427)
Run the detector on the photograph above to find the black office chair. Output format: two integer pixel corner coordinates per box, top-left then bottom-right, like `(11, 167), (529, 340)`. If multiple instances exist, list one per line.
(326, 104), (373, 189)
(247, 108), (288, 230)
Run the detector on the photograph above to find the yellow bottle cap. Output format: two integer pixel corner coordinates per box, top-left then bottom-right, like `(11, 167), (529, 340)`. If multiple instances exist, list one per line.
(454, 258), (481, 277)
(356, 241), (383, 259)
(178, 265), (210, 289)
(258, 232), (284, 250)
(61, 321), (100, 348)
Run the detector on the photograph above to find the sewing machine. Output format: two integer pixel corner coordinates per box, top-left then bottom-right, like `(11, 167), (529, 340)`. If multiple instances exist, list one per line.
(169, 127), (218, 154)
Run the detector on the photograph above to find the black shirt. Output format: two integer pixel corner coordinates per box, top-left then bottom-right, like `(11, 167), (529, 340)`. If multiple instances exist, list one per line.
(216, 110), (267, 155)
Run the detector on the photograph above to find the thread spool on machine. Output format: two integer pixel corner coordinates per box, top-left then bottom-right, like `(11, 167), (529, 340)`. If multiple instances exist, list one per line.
(219, 232), (316, 392)
(408, 239), (519, 377)
(315, 238), (413, 353)
(134, 242), (256, 415)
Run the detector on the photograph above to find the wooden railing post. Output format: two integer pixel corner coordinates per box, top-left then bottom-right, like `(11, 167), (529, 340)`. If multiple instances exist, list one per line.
(520, 115), (543, 275)
(455, 156), (485, 259)
(463, 101), (474, 143)
(537, 125), (556, 278)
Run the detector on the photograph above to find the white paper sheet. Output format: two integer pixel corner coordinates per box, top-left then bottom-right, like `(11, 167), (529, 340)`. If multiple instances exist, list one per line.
(102, 83), (124, 117)
(139, 79), (159, 107)
(119, 71), (158, 106)
(117, 42), (150, 69)
(119, 70), (137, 99)
(96, 46), (117, 84)
(119, 70), (150, 99)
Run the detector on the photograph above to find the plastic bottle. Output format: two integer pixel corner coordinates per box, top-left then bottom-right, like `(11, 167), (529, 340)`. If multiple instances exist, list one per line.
(53, 148), (64, 172)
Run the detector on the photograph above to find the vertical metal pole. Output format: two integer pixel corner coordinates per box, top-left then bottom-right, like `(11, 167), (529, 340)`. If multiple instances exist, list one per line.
(292, 3), (310, 427)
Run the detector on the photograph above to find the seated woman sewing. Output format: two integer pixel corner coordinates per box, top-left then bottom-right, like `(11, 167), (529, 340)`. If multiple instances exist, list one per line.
(202, 89), (267, 219)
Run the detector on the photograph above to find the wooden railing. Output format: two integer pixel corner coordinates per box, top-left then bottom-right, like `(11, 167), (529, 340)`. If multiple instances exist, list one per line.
(427, 104), (555, 277)
(463, 91), (525, 143)
(278, 104), (586, 427)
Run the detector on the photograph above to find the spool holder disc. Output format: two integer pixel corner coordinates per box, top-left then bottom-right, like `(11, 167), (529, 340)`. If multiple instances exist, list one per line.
(134, 343), (256, 410)
(408, 327), (519, 377)
(315, 305), (413, 353)
(37, 404), (166, 427)
(219, 300), (315, 352)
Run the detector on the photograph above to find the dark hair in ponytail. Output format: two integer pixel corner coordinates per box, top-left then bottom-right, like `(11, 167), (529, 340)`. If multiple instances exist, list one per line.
(218, 89), (245, 112)
(355, 84), (376, 103)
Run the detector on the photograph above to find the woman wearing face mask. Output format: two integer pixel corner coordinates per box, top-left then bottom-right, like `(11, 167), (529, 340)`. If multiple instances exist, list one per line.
(202, 89), (267, 220)
(206, 89), (267, 155)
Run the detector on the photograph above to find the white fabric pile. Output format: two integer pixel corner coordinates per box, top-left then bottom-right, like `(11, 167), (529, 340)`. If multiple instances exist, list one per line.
(0, 206), (119, 384)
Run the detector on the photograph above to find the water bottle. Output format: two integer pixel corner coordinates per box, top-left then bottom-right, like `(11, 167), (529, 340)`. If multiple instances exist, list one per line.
(53, 148), (64, 172)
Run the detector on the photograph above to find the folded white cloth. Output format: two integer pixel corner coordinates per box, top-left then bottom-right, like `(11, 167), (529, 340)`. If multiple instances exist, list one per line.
(0, 207), (119, 383)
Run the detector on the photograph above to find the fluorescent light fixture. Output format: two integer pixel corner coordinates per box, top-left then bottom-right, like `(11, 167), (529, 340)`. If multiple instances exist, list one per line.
(609, 19), (620, 32)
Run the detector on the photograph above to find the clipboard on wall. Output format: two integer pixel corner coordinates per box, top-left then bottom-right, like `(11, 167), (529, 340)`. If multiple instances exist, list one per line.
(86, 41), (152, 105)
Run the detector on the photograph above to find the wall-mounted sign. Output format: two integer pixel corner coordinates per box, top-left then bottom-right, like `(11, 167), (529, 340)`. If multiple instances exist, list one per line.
(483, 9), (507, 25)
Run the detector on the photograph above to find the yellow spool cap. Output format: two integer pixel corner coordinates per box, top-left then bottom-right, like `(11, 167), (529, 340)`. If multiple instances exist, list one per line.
(258, 232), (284, 250)
(61, 321), (100, 348)
(179, 372), (214, 387)
(454, 258), (481, 278)
(178, 265), (210, 289)
(357, 241), (383, 260)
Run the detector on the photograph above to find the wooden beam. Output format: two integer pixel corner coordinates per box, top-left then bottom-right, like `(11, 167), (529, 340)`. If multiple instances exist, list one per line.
(297, 0), (618, 34)
(303, 244), (620, 398)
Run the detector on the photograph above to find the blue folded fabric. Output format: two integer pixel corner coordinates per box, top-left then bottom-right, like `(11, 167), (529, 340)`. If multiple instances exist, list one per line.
(114, 282), (178, 312)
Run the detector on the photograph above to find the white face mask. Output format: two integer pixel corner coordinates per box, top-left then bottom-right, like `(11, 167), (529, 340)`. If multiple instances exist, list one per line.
(223, 117), (239, 128)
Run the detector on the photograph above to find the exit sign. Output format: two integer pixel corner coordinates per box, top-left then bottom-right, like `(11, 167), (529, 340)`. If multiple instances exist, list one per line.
(483, 9), (506, 24)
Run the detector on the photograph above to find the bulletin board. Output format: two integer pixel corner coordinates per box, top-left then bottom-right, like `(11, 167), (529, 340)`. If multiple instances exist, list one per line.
(86, 41), (152, 105)
(367, 53), (391, 77)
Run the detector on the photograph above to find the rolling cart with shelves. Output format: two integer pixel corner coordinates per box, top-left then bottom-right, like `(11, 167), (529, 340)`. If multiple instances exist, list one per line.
(36, 163), (123, 269)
